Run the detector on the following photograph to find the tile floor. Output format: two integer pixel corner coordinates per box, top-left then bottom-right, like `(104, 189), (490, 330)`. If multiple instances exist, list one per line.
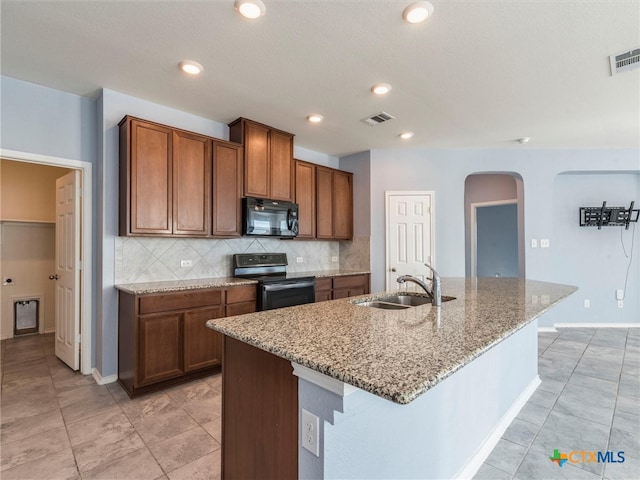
(1, 333), (221, 479)
(474, 328), (639, 480)
(1, 328), (638, 480)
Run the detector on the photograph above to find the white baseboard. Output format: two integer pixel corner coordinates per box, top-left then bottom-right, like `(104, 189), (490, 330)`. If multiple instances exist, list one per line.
(92, 368), (117, 385)
(554, 323), (640, 329)
(454, 375), (541, 480)
(538, 327), (558, 333)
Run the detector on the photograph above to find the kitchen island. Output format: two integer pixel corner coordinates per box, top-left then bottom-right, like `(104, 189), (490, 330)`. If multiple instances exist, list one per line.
(207, 278), (576, 479)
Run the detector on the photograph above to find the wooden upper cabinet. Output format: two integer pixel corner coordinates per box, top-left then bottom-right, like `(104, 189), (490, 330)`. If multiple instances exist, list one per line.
(270, 130), (294, 201)
(119, 115), (243, 238)
(212, 141), (243, 237)
(294, 160), (316, 238)
(242, 121), (270, 198)
(229, 118), (294, 202)
(172, 130), (211, 236)
(315, 166), (334, 239)
(332, 170), (353, 240)
(316, 166), (353, 240)
(122, 118), (173, 235)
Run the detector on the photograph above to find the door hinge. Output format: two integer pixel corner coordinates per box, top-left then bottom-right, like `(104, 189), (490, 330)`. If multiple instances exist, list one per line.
(76, 334), (81, 344)
(77, 260), (82, 270)
(77, 187), (82, 198)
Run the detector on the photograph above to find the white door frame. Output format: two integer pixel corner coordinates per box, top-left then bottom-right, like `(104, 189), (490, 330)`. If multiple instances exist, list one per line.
(1, 149), (92, 375)
(385, 191), (435, 291)
(470, 198), (517, 278)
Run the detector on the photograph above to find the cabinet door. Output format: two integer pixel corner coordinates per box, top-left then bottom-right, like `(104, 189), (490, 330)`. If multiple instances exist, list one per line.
(137, 313), (183, 386)
(244, 121), (270, 198)
(270, 130), (294, 201)
(333, 170), (353, 240)
(316, 167), (334, 239)
(130, 120), (173, 234)
(294, 160), (316, 238)
(184, 306), (224, 372)
(173, 131), (211, 236)
(212, 141), (243, 237)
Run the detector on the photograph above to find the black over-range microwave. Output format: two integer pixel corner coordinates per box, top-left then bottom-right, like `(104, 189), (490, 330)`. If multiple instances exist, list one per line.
(242, 197), (299, 238)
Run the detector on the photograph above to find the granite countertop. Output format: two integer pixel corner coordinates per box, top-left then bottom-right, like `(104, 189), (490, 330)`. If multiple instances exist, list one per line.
(115, 277), (258, 295)
(115, 270), (371, 295)
(207, 277), (577, 405)
(291, 269), (371, 278)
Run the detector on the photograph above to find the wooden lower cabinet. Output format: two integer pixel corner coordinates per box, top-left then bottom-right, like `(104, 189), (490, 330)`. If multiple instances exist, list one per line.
(118, 284), (256, 397)
(138, 313), (183, 386)
(315, 274), (370, 302)
(184, 306), (224, 372)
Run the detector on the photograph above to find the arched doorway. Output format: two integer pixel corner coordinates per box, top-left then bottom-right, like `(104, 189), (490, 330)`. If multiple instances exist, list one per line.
(464, 173), (525, 278)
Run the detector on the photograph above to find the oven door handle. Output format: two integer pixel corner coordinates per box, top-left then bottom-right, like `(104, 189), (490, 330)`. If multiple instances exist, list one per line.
(261, 280), (315, 292)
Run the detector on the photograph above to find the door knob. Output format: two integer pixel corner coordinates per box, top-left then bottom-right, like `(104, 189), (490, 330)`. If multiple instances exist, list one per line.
(391, 268), (396, 272)
(49, 275), (59, 280)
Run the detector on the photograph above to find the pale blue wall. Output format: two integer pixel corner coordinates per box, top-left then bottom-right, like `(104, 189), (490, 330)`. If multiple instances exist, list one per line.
(550, 173), (640, 325)
(0, 75), (99, 365)
(365, 149), (640, 326)
(0, 76), (97, 161)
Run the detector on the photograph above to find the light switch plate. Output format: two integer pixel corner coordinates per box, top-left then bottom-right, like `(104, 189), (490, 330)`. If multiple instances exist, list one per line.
(531, 239), (538, 248)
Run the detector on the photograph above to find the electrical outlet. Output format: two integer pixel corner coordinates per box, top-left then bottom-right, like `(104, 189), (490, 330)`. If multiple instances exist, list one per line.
(296, 257), (304, 263)
(616, 289), (624, 300)
(540, 239), (550, 248)
(180, 260), (193, 268)
(301, 409), (319, 457)
(618, 300), (624, 308)
(531, 239), (538, 248)
(541, 295), (550, 305)
(583, 299), (590, 308)
(331, 256), (338, 263)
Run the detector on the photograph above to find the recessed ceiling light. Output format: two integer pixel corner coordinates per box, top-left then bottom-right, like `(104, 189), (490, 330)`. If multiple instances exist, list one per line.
(402, 1), (434, 24)
(307, 114), (324, 123)
(234, 0), (265, 19)
(518, 137), (531, 144)
(399, 132), (414, 139)
(371, 83), (392, 95)
(179, 60), (203, 75)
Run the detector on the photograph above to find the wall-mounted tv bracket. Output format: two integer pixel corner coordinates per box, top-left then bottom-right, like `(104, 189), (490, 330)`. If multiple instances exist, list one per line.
(579, 201), (639, 230)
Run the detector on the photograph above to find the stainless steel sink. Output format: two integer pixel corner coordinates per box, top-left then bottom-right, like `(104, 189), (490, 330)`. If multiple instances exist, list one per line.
(356, 301), (410, 310)
(375, 295), (432, 306)
(353, 293), (456, 309)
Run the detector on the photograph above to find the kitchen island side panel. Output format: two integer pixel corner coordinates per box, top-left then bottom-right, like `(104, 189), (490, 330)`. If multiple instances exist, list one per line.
(299, 320), (539, 480)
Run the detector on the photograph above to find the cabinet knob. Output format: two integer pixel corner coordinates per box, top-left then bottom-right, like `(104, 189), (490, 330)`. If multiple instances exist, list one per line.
(391, 268), (396, 272)
(49, 274), (59, 280)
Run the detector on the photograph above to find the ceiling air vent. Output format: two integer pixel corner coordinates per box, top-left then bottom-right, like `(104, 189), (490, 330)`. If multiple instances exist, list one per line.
(361, 111), (396, 126)
(609, 48), (640, 75)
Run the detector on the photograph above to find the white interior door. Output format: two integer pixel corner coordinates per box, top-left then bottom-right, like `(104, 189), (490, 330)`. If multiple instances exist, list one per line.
(55, 170), (81, 370)
(386, 192), (435, 290)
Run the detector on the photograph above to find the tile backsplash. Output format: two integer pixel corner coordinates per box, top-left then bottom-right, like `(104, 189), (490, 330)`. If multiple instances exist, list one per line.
(115, 236), (370, 284)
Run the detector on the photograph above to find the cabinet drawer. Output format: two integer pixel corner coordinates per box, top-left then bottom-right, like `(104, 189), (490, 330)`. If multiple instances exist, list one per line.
(139, 289), (223, 314)
(226, 285), (257, 304)
(315, 278), (333, 291)
(332, 275), (367, 290)
(226, 301), (257, 317)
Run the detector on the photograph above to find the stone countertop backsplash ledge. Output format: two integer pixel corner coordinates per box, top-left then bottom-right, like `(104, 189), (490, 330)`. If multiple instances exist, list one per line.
(207, 277), (577, 405)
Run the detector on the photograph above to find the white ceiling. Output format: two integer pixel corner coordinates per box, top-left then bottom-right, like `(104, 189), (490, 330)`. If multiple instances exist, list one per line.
(2, 1), (639, 157)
